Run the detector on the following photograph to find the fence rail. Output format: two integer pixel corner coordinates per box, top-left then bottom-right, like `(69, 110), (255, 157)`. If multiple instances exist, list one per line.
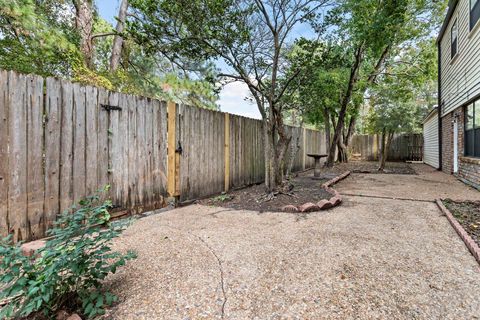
(0, 70), (325, 241)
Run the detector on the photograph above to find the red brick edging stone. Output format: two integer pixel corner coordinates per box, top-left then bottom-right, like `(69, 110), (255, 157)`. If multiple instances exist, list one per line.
(282, 171), (351, 213)
(435, 199), (480, 265)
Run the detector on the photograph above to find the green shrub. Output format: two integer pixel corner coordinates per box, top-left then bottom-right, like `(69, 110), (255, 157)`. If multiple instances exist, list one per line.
(0, 187), (136, 319)
(212, 192), (232, 203)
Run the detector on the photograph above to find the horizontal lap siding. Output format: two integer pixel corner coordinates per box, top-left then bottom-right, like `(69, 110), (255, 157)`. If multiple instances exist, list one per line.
(423, 113), (440, 168)
(440, 0), (480, 116)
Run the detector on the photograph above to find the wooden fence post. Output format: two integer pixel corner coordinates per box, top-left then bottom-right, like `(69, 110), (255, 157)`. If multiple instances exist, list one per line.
(167, 101), (178, 198)
(224, 113), (230, 192)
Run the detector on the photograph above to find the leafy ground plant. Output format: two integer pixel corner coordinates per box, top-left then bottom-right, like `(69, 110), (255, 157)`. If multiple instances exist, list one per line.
(0, 186), (136, 319)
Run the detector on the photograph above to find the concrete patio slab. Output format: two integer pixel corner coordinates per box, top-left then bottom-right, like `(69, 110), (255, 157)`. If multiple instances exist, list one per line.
(104, 164), (480, 319)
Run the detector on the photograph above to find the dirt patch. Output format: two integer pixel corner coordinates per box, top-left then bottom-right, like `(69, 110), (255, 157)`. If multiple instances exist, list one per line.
(324, 161), (417, 175)
(198, 172), (331, 212)
(443, 199), (480, 248)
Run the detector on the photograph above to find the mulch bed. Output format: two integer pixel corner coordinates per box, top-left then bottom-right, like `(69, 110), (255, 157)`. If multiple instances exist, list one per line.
(320, 161), (417, 175)
(198, 172), (331, 213)
(443, 199), (480, 248)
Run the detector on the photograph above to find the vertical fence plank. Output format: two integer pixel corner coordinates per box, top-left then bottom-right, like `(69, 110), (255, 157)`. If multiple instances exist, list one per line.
(167, 101), (176, 197)
(85, 86), (98, 197)
(26, 75), (45, 240)
(119, 94), (129, 209)
(108, 91), (122, 207)
(72, 84), (86, 203)
(44, 78), (61, 231)
(0, 70), (9, 237)
(96, 89), (109, 199)
(59, 80), (74, 215)
(8, 72), (28, 241)
(127, 95), (137, 211)
(144, 99), (154, 208)
(224, 113), (230, 191)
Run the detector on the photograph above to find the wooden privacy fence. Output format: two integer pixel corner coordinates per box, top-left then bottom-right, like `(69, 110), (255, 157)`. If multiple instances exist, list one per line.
(0, 70), (325, 241)
(349, 133), (423, 161)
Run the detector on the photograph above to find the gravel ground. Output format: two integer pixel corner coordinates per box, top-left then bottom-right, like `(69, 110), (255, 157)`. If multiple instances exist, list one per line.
(321, 161), (417, 175)
(103, 164), (480, 319)
(335, 164), (480, 201)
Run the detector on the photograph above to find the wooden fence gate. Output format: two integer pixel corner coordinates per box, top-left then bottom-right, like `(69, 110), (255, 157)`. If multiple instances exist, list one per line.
(0, 71), (168, 242)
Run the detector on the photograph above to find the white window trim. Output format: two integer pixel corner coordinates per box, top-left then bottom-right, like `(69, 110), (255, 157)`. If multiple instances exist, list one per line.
(451, 16), (459, 61)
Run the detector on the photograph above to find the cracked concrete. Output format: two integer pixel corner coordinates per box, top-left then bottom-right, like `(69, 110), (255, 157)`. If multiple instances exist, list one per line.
(104, 164), (480, 319)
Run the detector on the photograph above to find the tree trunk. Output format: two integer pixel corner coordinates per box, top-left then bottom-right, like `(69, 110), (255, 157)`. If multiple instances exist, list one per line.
(110, 0), (129, 72)
(378, 129), (394, 171)
(345, 114), (356, 148)
(378, 128), (387, 171)
(263, 105), (291, 192)
(286, 123), (303, 177)
(326, 44), (391, 168)
(325, 44), (364, 167)
(74, 0), (94, 68)
(337, 126), (348, 163)
(322, 107), (331, 154)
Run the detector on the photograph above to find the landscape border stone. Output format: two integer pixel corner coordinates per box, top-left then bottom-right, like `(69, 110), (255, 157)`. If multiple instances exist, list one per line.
(435, 199), (480, 266)
(282, 171), (351, 213)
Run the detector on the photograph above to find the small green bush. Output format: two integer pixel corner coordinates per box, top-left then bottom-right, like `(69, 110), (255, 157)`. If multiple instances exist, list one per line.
(0, 187), (136, 319)
(212, 192), (232, 203)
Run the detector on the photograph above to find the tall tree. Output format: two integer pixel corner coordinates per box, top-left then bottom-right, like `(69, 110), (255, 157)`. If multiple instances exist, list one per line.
(366, 39), (438, 170)
(324, 0), (446, 167)
(73, 0), (94, 68)
(128, 0), (330, 191)
(110, 0), (129, 71)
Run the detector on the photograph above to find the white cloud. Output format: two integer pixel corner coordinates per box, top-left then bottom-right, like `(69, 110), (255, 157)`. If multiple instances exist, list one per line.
(218, 82), (262, 119)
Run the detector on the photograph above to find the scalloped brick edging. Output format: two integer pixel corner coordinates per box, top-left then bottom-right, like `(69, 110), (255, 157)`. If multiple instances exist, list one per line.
(282, 171), (351, 213)
(435, 199), (480, 266)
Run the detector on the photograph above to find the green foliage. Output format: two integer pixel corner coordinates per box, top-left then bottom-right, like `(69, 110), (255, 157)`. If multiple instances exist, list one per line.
(0, 187), (136, 319)
(211, 192), (233, 203)
(366, 38), (438, 135)
(0, 0), (78, 77)
(0, 0), (219, 109)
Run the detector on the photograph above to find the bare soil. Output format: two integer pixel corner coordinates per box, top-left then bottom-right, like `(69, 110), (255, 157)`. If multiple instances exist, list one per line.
(443, 199), (480, 248)
(198, 172), (332, 212)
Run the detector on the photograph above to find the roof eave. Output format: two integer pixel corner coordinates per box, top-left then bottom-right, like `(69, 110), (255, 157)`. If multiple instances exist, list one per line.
(436, 0), (459, 44)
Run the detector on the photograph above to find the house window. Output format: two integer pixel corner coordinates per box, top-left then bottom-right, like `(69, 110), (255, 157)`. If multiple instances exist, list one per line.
(465, 99), (480, 157)
(472, 0), (480, 30)
(451, 19), (458, 59)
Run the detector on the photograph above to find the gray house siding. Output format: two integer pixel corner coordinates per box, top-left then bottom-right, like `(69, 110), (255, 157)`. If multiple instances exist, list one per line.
(440, 0), (480, 116)
(423, 109), (440, 168)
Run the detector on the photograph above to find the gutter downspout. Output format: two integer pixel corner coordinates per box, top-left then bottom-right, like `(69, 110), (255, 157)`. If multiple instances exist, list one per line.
(438, 41), (443, 171)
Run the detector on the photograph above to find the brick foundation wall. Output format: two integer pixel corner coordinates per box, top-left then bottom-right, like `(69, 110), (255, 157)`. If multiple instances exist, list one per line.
(458, 157), (480, 188)
(441, 111), (454, 174)
(442, 106), (480, 188)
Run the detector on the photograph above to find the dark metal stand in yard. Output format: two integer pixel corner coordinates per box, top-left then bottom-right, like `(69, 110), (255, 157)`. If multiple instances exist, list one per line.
(307, 153), (328, 179)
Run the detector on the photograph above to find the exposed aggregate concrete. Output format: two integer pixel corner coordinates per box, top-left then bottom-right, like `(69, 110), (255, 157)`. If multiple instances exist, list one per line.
(104, 164), (480, 319)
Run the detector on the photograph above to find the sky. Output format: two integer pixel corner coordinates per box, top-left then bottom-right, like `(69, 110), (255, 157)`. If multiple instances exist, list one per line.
(96, 0), (315, 119)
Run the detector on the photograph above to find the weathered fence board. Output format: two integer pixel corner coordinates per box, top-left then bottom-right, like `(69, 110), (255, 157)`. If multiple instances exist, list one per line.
(0, 70), (327, 240)
(0, 70), (8, 238)
(8, 72), (28, 241)
(44, 78), (61, 231)
(26, 74), (45, 239)
(350, 133), (423, 161)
